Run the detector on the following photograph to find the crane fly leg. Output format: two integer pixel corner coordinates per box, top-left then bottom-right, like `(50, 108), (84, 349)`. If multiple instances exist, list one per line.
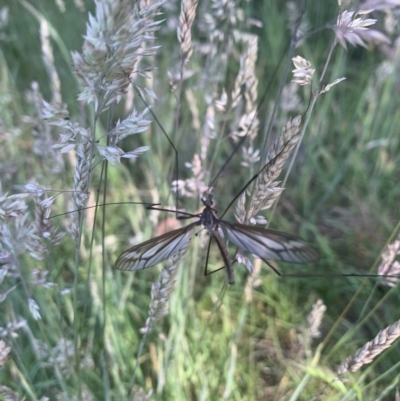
(203, 236), (231, 281)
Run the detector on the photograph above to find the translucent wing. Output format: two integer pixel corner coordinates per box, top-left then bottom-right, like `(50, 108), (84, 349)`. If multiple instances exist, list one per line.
(115, 223), (196, 271)
(221, 222), (319, 263)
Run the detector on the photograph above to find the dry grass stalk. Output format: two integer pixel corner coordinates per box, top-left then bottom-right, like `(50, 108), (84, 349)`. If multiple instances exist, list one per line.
(333, 8), (390, 49)
(292, 56), (315, 86)
(0, 320), (27, 339)
(0, 183), (62, 314)
(71, 0), (163, 111)
(338, 319), (400, 374)
(231, 33), (260, 147)
(231, 58), (246, 109)
(201, 105), (216, 162)
(236, 116), (302, 224)
(230, 31), (259, 110)
(131, 387), (153, 401)
(31, 195), (65, 258)
(243, 34), (259, 115)
(185, 88), (201, 130)
(215, 89), (227, 113)
(140, 233), (192, 334)
(378, 237), (400, 287)
(0, 340), (11, 367)
(293, 300), (326, 365)
(359, 0), (400, 11)
(27, 84), (65, 175)
(0, 386), (24, 401)
(168, 71), (178, 93)
(241, 35), (260, 171)
(28, 298), (41, 320)
(177, 0), (199, 66)
(172, 154), (208, 199)
(59, 0), (162, 242)
(40, 19), (62, 104)
(286, 1), (309, 39)
(45, 338), (94, 380)
(307, 299), (327, 339)
(70, 129), (93, 241)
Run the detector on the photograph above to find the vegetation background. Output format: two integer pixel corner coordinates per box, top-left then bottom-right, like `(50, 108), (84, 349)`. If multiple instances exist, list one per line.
(1, 0), (400, 400)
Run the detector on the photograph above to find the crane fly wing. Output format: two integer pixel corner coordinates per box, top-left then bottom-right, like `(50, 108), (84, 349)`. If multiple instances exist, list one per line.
(115, 223), (196, 271)
(221, 222), (319, 263)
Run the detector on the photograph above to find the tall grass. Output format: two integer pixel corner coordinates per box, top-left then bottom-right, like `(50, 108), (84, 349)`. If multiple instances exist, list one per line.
(1, 0), (400, 400)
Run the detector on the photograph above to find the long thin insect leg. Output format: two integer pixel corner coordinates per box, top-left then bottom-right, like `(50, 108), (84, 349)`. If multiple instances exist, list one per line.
(109, 51), (182, 215)
(205, 265), (227, 276)
(145, 204), (200, 218)
(209, 134), (249, 190)
(211, 231), (235, 284)
(134, 87), (180, 213)
(204, 237), (232, 278)
(49, 202), (159, 219)
(203, 236), (213, 277)
(263, 260), (282, 276)
(208, 47), (288, 190)
(220, 146), (288, 219)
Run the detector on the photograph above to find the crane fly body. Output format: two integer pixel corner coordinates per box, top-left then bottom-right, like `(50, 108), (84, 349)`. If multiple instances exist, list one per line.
(115, 193), (319, 284)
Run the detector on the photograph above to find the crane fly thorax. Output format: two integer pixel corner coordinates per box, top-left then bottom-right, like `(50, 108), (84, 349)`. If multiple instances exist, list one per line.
(199, 207), (220, 232)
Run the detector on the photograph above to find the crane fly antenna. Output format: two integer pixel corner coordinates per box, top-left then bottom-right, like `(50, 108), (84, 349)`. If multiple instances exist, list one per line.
(208, 47), (286, 190)
(282, 273), (400, 279)
(145, 204), (200, 219)
(219, 145), (287, 219)
(49, 202), (159, 219)
(208, 133), (249, 190)
(133, 86), (180, 214)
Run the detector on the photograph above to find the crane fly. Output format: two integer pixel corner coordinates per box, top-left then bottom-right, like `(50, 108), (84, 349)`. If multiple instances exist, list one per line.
(115, 193), (319, 284)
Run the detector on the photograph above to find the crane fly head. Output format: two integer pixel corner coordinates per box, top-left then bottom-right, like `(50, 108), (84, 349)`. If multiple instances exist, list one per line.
(202, 192), (214, 208)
